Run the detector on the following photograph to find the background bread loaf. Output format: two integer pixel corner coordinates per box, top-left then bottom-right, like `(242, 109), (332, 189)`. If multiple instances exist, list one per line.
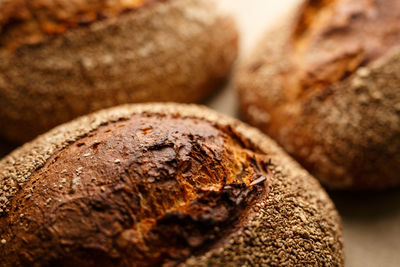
(236, 0), (400, 189)
(0, 0), (238, 143)
(0, 103), (344, 266)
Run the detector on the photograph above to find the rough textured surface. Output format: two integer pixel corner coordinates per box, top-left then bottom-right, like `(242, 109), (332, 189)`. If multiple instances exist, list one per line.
(0, 0), (238, 143)
(204, 1), (400, 265)
(0, 0), (153, 51)
(0, 113), (269, 266)
(292, 0), (400, 93)
(236, 0), (400, 189)
(0, 103), (344, 266)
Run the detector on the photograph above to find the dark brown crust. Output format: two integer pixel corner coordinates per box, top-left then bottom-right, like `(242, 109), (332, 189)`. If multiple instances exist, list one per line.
(0, 0), (238, 143)
(0, 113), (269, 266)
(0, 103), (344, 266)
(236, 0), (400, 189)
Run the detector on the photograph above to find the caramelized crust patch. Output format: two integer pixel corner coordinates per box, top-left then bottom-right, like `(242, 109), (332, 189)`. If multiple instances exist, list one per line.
(290, 0), (400, 97)
(0, 114), (270, 266)
(0, 0), (156, 50)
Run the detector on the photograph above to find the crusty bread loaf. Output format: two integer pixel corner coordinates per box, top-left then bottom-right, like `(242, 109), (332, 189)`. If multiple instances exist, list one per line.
(0, 0), (238, 143)
(0, 103), (344, 266)
(236, 0), (400, 190)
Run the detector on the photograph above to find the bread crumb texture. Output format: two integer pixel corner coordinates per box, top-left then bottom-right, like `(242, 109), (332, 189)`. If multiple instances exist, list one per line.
(0, 103), (344, 266)
(0, 0), (238, 142)
(236, 0), (400, 189)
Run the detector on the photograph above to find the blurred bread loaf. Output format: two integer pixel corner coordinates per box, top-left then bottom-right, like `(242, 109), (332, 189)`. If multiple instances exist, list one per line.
(236, 0), (400, 189)
(0, 0), (238, 143)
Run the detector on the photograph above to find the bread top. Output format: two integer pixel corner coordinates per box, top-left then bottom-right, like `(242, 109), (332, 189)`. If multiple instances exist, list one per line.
(0, 104), (343, 266)
(0, 104), (273, 266)
(286, 0), (400, 99)
(237, 0), (400, 189)
(0, 0), (156, 50)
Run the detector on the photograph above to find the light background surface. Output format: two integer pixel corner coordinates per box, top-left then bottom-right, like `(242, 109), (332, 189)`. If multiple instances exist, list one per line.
(209, 1), (400, 267)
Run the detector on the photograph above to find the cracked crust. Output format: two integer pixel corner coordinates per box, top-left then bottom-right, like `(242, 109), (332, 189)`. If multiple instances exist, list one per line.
(0, 103), (344, 266)
(0, 0), (238, 143)
(236, 0), (400, 189)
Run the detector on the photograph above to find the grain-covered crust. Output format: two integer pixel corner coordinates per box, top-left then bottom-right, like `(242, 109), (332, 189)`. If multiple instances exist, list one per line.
(0, 0), (238, 143)
(0, 0), (153, 50)
(236, 0), (400, 189)
(0, 103), (344, 266)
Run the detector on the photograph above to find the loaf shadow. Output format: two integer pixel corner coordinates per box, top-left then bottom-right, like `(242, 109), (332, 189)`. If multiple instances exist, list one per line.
(0, 137), (18, 160)
(328, 188), (400, 220)
(204, 76), (241, 118)
(328, 188), (400, 267)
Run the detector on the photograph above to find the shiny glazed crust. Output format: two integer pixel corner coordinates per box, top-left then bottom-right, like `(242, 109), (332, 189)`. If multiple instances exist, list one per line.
(0, 103), (344, 266)
(0, 0), (238, 143)
(236, 0), (400, 189)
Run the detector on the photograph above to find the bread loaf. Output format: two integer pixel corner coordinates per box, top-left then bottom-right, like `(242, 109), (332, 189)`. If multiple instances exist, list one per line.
(0, 103), (344, 266)
(236, 0), (400, 189)
(0, 0), (238, 143)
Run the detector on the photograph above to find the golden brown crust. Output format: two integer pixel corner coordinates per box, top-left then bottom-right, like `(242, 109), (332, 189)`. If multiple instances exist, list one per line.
(291, 0), (400, 97)
(236, 0), (400, 189)
(0, 0), (154, 51)
(0, 103), (344, 266)
(0, 0), (238, 143)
